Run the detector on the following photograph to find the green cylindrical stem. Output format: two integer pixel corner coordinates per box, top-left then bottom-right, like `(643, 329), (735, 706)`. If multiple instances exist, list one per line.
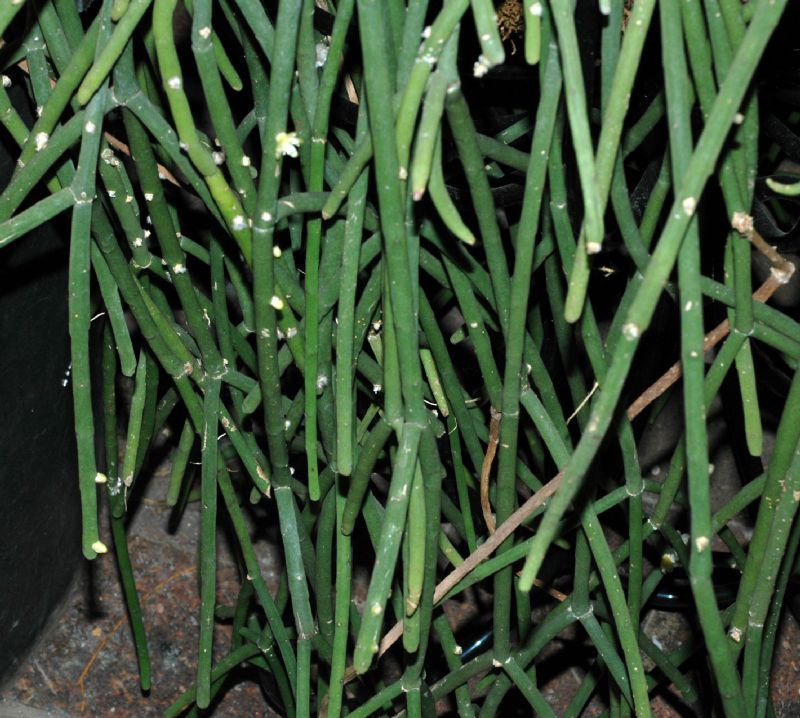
(77, 0), (154, 105)
(661, 5), (746, 714)
(492, 23), (561, 660)
(520, 0), (788, 594)
(196, 376), (220, 708)
(352, 422), (421, 673)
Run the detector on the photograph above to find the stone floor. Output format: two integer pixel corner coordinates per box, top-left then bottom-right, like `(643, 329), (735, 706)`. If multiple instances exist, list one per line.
(1, 411), (799, 716)
(0, 451), (279, 717)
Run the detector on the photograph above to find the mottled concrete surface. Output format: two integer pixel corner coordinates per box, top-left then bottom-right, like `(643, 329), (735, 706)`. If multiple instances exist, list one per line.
(1, 422), (799, 716)
(0, 452), (279, 717)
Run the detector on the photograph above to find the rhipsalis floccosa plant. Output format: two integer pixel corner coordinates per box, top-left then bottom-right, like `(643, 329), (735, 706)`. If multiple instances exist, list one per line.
(2, 0), (800, 715)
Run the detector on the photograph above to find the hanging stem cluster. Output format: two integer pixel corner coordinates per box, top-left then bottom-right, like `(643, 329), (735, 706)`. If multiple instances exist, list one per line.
(2, 0), (799, 715)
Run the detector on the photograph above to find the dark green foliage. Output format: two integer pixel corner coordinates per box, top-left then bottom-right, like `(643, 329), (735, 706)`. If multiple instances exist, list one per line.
(2, 0), (800, 715)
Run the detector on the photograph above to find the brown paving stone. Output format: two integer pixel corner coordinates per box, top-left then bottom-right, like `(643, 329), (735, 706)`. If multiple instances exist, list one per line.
(2, 446), (799, 715)
(0, 462), (279, 717)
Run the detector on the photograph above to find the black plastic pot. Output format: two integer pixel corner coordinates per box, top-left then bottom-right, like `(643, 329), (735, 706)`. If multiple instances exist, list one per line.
(0, 82), (82, 682)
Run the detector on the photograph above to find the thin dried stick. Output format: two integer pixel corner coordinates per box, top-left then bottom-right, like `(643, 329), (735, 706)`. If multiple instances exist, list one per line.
(103, 132), (181, 187)
(628, 219), (795, 421)
(15, 59), (182, 188)
(732, 210), (796, 280)
(364, 265), (794, 666)
(480, 407), (502, 534)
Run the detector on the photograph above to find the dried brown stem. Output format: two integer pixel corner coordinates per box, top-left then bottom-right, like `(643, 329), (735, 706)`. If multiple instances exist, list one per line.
(480, 408), (502, 534)
(103, 133), (181, 187)
(627, 269), (789, 421)
(15, 60), (181, 188)
(362, 268), (793, 668)
(733, 210), (796, 282)
(375, 469), (565, 660)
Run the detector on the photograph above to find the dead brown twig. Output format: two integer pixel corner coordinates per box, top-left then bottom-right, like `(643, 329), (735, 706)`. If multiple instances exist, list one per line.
(479, 407), (502, 535)
(628, 218), (795, 420)
(14, 59), (182, 189)
(360, 227), (795, 672)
